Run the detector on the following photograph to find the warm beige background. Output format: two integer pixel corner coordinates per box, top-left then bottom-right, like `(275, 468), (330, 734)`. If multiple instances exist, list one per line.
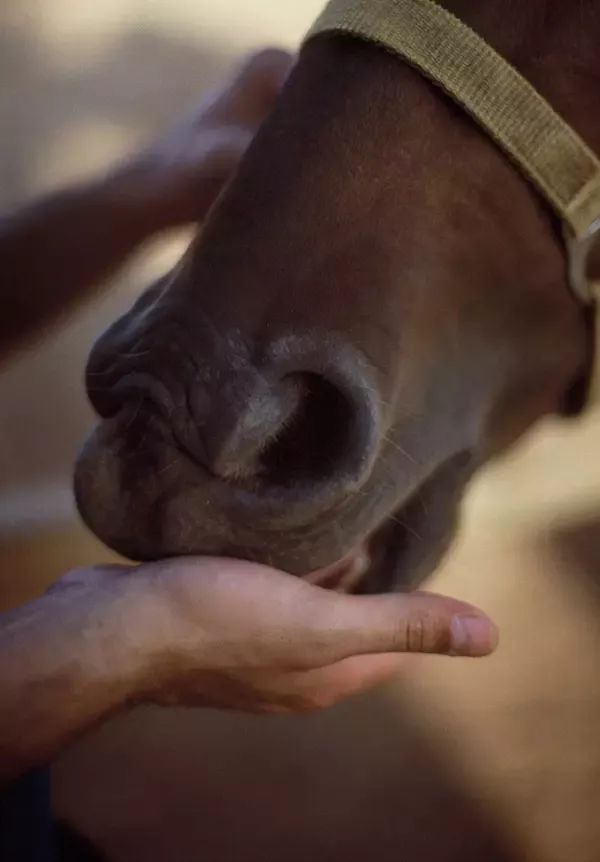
(3, 2), (600, 861)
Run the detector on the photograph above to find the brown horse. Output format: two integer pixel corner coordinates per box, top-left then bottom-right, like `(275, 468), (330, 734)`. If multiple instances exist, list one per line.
(75, 0), (599, 592)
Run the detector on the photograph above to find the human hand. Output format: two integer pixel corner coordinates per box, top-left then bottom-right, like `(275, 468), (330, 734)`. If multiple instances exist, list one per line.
(74, 557), (498, 715)
(116, 48), (293, 228)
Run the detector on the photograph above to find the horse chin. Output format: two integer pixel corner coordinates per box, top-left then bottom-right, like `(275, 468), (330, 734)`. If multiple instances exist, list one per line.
(304, 451), (473, 594)
(301, 537), (435, 596)
(302, 507), (458, 595)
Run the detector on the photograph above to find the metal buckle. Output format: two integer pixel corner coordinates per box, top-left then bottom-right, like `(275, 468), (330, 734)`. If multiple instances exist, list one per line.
(565, 218), (600, 305)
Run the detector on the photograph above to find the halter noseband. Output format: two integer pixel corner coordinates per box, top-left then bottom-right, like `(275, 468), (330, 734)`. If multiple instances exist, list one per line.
(304, 0), (600, 403)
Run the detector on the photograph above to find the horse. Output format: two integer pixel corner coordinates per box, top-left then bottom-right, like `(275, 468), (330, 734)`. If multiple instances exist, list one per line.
(74, 0), (600, 593)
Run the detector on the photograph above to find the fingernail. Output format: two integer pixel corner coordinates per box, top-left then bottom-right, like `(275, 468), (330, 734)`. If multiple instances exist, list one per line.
(450, 615), (498, 657)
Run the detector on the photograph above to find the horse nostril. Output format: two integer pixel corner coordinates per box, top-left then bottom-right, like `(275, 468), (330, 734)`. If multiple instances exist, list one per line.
(258, 373), (358, 487)
(191, 354), (380, 503)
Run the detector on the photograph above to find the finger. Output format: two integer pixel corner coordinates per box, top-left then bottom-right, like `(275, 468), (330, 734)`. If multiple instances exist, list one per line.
(206, 48), (294, 126)
(232, 48), (295, 107)
(262, 655), (406, 713)
(302, 591), (499, 666)
(300, 653), (406, 706)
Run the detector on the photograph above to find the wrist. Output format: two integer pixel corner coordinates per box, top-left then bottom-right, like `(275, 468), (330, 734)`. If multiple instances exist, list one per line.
(84, 570), (167, 708)
(106, 568), (186, 706)
(0, 571), (158, 779)
(41, 569), (159, 713)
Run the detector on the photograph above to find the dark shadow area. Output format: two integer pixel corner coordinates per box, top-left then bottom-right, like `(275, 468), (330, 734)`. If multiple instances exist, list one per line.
(55, 820), (108, 862)
(549, 513), (600, 601)
(54, 688), (523, 862)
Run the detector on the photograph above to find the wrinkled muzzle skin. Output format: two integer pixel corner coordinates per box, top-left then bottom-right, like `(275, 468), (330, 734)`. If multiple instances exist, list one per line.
(75, 28), (590, 592)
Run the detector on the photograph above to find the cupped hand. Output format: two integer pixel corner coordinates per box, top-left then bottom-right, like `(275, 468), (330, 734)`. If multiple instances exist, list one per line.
(68, 557), (498, 716)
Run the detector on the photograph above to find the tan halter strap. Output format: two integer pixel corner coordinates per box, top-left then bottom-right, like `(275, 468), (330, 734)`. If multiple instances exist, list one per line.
(305, 0), (600, 306)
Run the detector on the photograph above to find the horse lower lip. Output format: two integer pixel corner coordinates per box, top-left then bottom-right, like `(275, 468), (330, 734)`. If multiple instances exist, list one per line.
(304, 545), (370, 592)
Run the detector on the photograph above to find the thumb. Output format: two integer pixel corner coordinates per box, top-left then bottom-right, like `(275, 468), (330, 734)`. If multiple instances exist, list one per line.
(301, 591), (498, 667)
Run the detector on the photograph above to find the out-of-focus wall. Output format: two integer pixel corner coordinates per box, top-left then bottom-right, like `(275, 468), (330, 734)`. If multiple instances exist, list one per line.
(4, 3), (600, 862)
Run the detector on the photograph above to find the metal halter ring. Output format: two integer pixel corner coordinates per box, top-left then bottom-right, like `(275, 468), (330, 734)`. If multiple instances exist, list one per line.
(565, 218), (600, 305)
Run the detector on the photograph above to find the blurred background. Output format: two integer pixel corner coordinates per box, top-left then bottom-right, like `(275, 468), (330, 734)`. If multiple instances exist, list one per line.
(2, 2), (600, 860)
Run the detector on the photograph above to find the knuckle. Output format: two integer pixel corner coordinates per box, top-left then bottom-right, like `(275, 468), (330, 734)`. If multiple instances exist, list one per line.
(403, 612), (451, 654)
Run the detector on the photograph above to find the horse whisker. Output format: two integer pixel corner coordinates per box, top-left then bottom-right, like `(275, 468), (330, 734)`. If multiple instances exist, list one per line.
(389, 515), (423, 542)
(382, 434), (418, 465)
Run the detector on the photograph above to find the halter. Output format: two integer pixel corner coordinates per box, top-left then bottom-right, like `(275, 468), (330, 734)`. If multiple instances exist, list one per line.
(304, 0), (600, 404)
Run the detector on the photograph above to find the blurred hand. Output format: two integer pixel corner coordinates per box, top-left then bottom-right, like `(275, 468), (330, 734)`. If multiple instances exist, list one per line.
(120, 47), (294, 227)
(59, 558), (498, 716)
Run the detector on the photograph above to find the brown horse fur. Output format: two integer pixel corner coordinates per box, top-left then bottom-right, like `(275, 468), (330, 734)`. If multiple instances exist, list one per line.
(75, 1), (600, 591)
